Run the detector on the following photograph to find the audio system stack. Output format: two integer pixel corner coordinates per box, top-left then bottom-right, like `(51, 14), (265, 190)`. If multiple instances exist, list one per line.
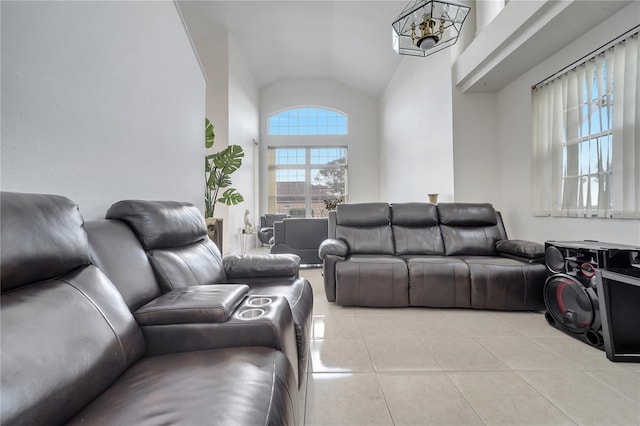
(543, 240), (640, 350)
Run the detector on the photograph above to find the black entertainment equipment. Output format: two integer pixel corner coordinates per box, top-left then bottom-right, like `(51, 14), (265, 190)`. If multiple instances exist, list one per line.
(543, 240), (640, 350)
(596, 268), (640, 362)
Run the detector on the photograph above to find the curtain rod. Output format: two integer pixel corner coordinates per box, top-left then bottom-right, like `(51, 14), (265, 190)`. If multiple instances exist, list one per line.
(532, 24), (639, 90)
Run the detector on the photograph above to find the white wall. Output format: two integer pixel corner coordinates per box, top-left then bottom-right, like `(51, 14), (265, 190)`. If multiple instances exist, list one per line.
(1, 1), (205, 219)
(259, 77), (380, 212)
(228, 36), (260, 253)
(495, 2), (640, 244)
(451, 88), (500, 204)
(380, 51), (454, 203)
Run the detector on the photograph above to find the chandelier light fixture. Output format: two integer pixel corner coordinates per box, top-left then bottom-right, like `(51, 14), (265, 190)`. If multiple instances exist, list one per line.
(392, 0), (471, 57)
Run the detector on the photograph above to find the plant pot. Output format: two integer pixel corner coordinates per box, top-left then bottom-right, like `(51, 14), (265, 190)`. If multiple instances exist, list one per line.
(428, 193), (439, 204)
(205, 217), (223, 251)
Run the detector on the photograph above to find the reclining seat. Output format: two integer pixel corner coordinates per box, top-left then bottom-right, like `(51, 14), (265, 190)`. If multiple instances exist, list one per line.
(259, 213), (288, 245)
(438, 203), (546, 310)
(1, 192), (296, 425)
(391, 203), (471, 307)
(319, 202), (409, 306)
(105, 200), (313, 385)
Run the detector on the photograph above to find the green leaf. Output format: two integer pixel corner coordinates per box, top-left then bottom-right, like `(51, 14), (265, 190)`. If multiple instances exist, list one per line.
(205, 118), (215, 149)
(211, 145), (244, 174)
(217, 188), (244, 206)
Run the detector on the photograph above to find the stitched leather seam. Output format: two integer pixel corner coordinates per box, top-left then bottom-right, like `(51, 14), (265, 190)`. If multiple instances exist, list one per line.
(202, 242), (225, 276)
(149, 254), (175, 291)
(59, 276), (129, 370)
(173, 250), (204, 286)
(264, 353), (276, 426)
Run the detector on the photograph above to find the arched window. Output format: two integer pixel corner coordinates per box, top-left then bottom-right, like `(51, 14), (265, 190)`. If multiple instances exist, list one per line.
(269, 106), (348, 135)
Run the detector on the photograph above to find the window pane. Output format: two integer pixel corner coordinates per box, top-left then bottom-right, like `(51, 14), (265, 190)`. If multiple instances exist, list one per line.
(269, 107), (347, 135)
(269, 147), (347, 217)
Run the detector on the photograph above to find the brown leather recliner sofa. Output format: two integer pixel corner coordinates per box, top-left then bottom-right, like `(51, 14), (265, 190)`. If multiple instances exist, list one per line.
(1, 192), (313, 425)
(319, 202), (546, 310)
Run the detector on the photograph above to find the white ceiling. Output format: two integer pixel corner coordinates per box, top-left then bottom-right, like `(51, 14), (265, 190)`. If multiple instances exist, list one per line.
(178, 0), (406, 98)
(178, 1), (635, 99)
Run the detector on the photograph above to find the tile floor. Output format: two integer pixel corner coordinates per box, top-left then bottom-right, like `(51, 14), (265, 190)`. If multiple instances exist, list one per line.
(295, 267), (640, 426)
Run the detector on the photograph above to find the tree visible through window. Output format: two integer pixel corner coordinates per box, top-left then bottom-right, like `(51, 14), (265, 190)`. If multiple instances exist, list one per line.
(268, 147), (347, 217)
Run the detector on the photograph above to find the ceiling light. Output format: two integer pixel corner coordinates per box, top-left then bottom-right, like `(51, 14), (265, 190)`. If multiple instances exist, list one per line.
(392, 0), (470, 57)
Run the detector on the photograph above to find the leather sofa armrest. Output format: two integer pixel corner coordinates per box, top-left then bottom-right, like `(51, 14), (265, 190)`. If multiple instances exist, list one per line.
(134, 284), (248, 325)
(319, 238), (348, 260)
(495, 239), (545, 263)
(223, 254), (300, 279)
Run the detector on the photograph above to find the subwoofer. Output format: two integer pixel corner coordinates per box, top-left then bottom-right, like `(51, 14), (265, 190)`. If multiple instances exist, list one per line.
(543, 241), (639, 349)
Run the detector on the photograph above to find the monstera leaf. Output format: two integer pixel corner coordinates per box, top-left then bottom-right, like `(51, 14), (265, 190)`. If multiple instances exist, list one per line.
(204, 118), (245, 218)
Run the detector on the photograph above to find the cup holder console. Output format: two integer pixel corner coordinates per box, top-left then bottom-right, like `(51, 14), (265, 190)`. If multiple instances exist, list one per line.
(237, 307), (266, 320)
(247, 297), (273, 307)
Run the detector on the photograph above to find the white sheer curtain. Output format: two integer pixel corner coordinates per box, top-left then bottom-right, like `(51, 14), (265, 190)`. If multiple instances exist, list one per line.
(532, 33), (639, 218)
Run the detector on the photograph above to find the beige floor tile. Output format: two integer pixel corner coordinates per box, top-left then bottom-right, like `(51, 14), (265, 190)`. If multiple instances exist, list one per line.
(585, 370), (640, 404)
(378, 372), (484, 425)
(517, 370), (640, 426)
(310, 338), (374, 373)
(448, 371), (576, 425)
(446, 310), (523, 336)
(305, 372), (393, 426)
(490, 311), (566, 337)
(476, 336), (577, 370)
(357, 315), (422, 339)
(423, 335), (509, 371)
(311, 314), (361, 340)
(365, 337), (442, 372)
(531, 336), (628, 371)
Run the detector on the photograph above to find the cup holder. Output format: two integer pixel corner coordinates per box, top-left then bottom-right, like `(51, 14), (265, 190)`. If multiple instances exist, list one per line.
(247, 297), (273, 307)
(238, 308), (266, 320)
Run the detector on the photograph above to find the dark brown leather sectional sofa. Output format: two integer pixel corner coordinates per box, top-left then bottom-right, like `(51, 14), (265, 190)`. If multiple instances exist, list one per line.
(319, 202), (546, 310)
(1, 192), (313, 425)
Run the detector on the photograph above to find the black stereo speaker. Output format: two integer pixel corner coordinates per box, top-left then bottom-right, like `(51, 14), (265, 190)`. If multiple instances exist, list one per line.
(543, 240), (639, 349)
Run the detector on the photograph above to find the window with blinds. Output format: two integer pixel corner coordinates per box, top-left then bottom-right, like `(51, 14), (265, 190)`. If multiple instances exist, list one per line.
(532, 31), (639, 218)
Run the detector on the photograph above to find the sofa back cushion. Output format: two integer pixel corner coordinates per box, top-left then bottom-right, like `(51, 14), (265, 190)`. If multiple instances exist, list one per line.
(107, 200), (226, 291)
(1, 192), (144, 425)
(86, 219), (163, 311)
(334, 203), (394, 254)
(391, 203), (445, 255)
(262, 213), (288, 228)
(437, 203), (504, 256)
(273, 218), (328, 248)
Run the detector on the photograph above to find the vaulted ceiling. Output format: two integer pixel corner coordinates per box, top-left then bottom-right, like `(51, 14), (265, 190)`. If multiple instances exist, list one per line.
(178, 1), (634, 98)
(178, 1), (405, 98)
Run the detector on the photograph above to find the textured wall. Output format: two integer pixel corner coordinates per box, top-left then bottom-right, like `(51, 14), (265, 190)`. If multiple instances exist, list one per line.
(1, 1), (205, 219)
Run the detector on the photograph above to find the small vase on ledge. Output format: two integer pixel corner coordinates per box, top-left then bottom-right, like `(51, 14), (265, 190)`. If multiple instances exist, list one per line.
(428, 193), (439, 204)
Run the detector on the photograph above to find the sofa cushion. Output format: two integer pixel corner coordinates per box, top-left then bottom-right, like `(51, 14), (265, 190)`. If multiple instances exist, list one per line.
(392, 202), (444, 255)
(438, 203), (497, 225)
(461, 256), (546, 310)
(495, 239), (545, 260)
(391, 202), (439, 226)
(335, 203), (394, 254)
(134, 284), (249, 325)
(106, 200), (207, 250)
(335, 255), (408, 306)
(149, 238), (226, 291)
(336, 202), (390, 226)
(404, 256), (470, 307)
(69, 347), (296, 426)
(1, 266), (145, 425)
(438, 203), (502, 256)
(86, 219), (163, 311)
(263, 213), (288, 227)
(1, 192), (90, 291)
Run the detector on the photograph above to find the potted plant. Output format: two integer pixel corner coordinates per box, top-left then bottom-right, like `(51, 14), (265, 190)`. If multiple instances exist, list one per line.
(204, 118), (245, 250)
